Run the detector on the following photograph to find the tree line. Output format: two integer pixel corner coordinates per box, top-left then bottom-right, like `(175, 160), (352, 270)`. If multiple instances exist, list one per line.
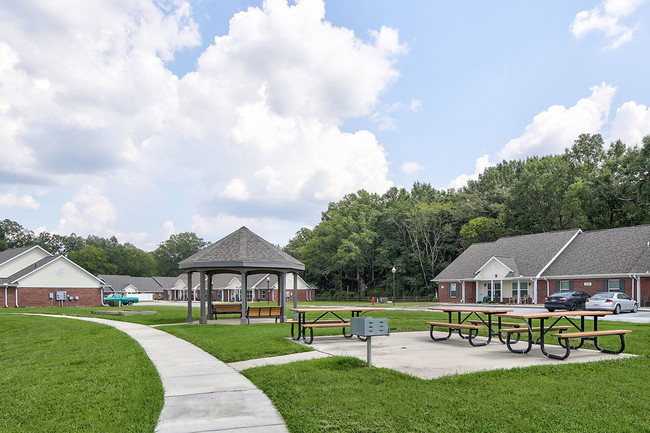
(2, 133), (648, 292)
(0, 222), (207, 278)
(283, 134), (650, 300)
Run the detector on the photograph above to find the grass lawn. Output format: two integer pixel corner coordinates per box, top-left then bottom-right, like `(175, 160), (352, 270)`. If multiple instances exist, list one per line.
(0, 314), (163, 433)
(3, 306), (650, 432)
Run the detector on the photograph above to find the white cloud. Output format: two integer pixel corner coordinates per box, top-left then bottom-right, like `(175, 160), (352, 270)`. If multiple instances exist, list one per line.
(0, 189), (40, 210)
(446, 155), (493, 190)
(570, 0), (648, 49)
(162, 220), (176, 239)
(400, 162), (424, 174)
(190, 214), (284, 243)
(410, 99), (422, 112)
(609, 101), (650, 145)
(56, 184), (118, 237)
(0, 0), (404, 247)
(498, 83), (616, 161)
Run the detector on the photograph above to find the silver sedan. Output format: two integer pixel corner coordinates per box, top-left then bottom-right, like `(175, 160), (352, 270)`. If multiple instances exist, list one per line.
(585, 292), (638, 314)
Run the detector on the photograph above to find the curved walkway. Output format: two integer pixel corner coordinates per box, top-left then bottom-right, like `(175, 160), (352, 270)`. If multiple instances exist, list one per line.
(26, 314), (288, 433)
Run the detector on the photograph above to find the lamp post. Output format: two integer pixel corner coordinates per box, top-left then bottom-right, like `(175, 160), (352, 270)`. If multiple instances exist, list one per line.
(266, 276), (270, 304)
(391, 266), (396, 306)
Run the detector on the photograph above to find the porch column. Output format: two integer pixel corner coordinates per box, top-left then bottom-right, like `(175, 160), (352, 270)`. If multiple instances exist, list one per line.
(500, 279), (503, 302)
(517, 281), (521, 304)
(240, 271), (248, 325)
(533, 279), (538, 304)
(186, 272), (193, 322)
(199, 271), (207, 324)
(461, 281), (466, 303)
(490, 280), (495, 301)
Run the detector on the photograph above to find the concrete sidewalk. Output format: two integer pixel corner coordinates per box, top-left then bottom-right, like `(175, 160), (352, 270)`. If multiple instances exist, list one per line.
(230, 331), (634, 379)
(26, 314), (288, 433)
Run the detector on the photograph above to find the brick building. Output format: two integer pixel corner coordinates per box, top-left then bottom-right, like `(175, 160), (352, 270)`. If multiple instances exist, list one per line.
(1, 246), (105, 308)
(433, 225), (650, 305)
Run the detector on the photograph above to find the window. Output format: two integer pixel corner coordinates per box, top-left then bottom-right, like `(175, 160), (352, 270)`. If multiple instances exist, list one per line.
(260, 290), (267, 300)
(559, 281), (571, 292)
(519, 282), (528, 297)
(608, 279), (621, 292)
(449, 283), (458, 298)
(494, 282), (501, 300)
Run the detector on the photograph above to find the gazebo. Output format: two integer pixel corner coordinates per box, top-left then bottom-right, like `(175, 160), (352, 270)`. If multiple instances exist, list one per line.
(178, 226), (305, 324)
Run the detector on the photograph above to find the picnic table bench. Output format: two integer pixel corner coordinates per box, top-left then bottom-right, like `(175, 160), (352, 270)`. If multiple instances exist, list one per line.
(549, 329), (633, 360)
(427, 321), (484, 346)
(211, 303), (242, 319)
(301, 321), (351, 344)
(246, 306), (283, 324)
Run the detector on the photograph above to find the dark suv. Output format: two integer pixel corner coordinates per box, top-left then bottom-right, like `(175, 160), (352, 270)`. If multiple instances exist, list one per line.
(544, 291), (591, 312)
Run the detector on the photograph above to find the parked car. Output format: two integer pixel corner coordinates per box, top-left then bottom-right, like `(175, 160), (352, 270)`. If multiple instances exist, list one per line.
(585, 292), (638, 314)
(103, 294), (139, 306)
(544, 291), (591, 312)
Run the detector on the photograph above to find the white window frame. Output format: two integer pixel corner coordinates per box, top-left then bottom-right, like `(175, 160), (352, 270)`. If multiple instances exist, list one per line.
(559, 281), (571, 292)
(608, 279), (621, 292)
(449, 283), (458, 298)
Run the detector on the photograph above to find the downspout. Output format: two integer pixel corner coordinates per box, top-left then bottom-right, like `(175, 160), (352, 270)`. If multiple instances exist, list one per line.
(3, 285), (7, 308)
(15, 287), (19, 308)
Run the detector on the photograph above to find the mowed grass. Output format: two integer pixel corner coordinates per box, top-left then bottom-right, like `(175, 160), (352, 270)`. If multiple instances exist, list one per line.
(0, 314), (163, 433)
(0, 305), (199, 325)
(3, 306), (650, 433)
(243, 356), (650, 433)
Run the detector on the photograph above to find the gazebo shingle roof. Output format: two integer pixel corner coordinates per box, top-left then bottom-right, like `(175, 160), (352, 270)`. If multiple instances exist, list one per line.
(179, 226), (304, 272)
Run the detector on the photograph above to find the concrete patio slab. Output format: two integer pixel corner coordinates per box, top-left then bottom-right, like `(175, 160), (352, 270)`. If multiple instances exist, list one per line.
(230, 331), (634, 380)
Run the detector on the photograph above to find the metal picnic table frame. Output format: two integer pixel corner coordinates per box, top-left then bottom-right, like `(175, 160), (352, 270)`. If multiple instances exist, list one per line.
(289, 307), (386, 344)
(427, 306), (514, 346)
(499, 310), (613, 359)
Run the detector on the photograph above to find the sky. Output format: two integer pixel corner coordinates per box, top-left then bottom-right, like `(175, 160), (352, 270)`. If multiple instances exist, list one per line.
(1, 0), (650, 251)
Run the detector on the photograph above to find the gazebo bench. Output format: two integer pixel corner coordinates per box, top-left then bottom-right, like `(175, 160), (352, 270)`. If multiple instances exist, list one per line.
(246, 306), (283, 323)
(212, 303), (242, 320)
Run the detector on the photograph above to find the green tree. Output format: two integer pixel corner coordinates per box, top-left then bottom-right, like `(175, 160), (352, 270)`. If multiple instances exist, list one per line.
(68, 246), (118, 275)
(0, 219), (34, 251)
(460, 217), (501, 246)
(152, 232), (207, 277)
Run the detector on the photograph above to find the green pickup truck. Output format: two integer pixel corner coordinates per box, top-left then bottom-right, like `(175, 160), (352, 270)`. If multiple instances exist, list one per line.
(103, 294), (139, 306)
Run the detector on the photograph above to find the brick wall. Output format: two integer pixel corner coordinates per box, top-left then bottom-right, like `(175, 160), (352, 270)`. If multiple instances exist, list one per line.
(5, 287), (103, 308)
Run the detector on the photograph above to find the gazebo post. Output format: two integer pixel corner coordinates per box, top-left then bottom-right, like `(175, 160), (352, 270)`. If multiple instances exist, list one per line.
(199, 271), (207, 324)
(279, 272), (287, 322)
(240, 271), (248, 325)
(208, 273), (213, 308)
(293, 272), (298, 321)
(186, 272), (193, 323)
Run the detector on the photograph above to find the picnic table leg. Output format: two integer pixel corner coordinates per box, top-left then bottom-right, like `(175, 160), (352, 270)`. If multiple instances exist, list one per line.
(429, 324), (452, 341)
(539, 317), (570, 360)
(505, 319), (532, 354)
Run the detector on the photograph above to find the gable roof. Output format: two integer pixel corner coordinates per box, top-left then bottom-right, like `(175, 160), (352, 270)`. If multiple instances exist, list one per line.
(0, 246), (34, 265)
(0, 256), (58, 284)
(434, 229), (581, 281)
(179, 226), (304, 272)
(542, 224), (650, 277)
(99, 275), (165, 293)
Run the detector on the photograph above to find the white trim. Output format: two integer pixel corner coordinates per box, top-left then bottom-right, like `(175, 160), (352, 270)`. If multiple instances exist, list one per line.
(536, 229), (582, 279)
(0, 245), (51, 267)
(13, 255), (105, 286)
(474, 256), (513, 275)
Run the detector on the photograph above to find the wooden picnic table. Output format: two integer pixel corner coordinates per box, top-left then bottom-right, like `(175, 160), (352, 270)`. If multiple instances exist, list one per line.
(289, 307), (385, 344)
(427, 306), (514, 346)
(498, 310), (630, 360)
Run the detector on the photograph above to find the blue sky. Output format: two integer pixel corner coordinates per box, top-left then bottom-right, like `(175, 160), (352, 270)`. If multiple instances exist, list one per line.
(1, 0), (649, 250)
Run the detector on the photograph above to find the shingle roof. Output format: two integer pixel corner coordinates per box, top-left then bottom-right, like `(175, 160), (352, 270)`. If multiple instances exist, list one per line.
(542, 224), (650, 276)
(179, 226), (304, 272)
(99, 275), (165, 293)
(0, 246), (41, 266)
(434, 229), (580, 281)
(0, 256), (58, 284)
